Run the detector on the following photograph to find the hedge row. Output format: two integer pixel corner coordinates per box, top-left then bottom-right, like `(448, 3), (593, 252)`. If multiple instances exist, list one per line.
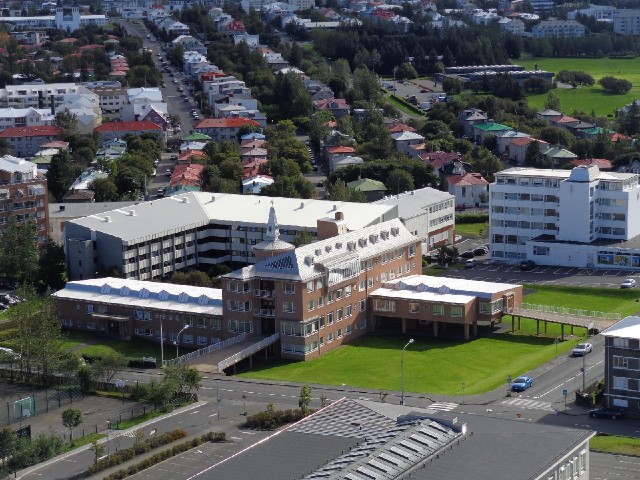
(88, 429), (188, 474)
(455, 213), (489, 224)
(103, 432), (226, 480)
(81, 354), (157, 369)
(242, 408), (308, 430)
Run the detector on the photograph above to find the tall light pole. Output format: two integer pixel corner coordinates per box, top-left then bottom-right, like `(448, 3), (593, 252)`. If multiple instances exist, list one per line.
(216, 379), (220, 421)
(175, 325), (189, 359)
(582, 354), (586, 391)
(160, 318), (164, 368)
(400, 338), (414, 406)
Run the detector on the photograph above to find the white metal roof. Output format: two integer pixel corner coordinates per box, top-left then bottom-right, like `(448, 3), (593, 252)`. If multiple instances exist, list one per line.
(0, 155), (36, 174)
(496, 166), (638, 182)
(371, 274), (520, 301)
(53, 277), (223, 316)
(602, 315), (640, 340)
(67, 192), (396, 245)
(228, 219), (418, 282)
(373, 188), (454, 220)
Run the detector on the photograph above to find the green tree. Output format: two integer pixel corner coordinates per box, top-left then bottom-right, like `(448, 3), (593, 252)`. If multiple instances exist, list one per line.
(89, 177), (119, 202)
(293, 230), (314, 247)
(170, 270), (212, 288)
(544, 91), (561, 111)
(91, 352), (128, 383)
(298, 385), (312, 415)
(350, 66), (382, 103)
(466, 147), (503, 183)
(53, 111), (79, 136)
(46, 150), (82, 201)
(539, 126), (573, 147)
(328, 179), (366, 202)
(36, 237), (66, 291)
(164, 364), (202, 396)
(525, 140), (542, 167)
(599, 76), (632, 94)
(0, 138), (11, 155)
(273, 71), (313, 121)
(0, 216), (38, 285)
(89, 440), (105, 466)
(61, 408), (83, 443)
(308, 110), (334, 152)
(387, 169), (414, 194)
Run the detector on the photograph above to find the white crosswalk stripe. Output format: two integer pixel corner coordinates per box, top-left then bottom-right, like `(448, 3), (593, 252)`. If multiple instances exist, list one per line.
(427, 402), (458, 412)
(501, 398), (555, 412)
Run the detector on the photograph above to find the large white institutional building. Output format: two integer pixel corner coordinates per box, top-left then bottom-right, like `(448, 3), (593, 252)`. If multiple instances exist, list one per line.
(489, 166), (640, 268)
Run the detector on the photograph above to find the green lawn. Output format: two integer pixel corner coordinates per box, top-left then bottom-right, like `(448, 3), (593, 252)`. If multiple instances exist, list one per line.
(518, 56), (640, 115)
(455, 223), (486, 237)
(591, 434), (640, 456)
(523, 285), (640, 318)
(238, 333), (579, 396)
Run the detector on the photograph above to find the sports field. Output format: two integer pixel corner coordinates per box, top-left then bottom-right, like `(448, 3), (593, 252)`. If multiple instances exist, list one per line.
(519, 57), (640, 115)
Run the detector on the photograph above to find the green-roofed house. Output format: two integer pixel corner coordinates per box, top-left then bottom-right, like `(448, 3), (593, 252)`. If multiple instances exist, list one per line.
(347, 178), (387, 202)
(472, 122), (511, 145)
(578, 126), (615, 140)
(181, 133), (212, 142)
(542, 147), (578, 167)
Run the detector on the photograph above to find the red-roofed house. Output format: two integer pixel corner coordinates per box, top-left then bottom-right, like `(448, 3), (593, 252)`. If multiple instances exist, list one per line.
(243, 157), (269, 179)
(193, 118), (260, 142)
(170, 163), (204, 188)
(418, 151), (462, 172)
(571, 158), (612, 170)
(223, 20), (246, 35)
(446, 172), (489, 208)
(178, 150), (206, 164)
(508, 137), (549, 165)
(548, 115), (579, 128)
(388, 123), (416, 133)
(0, 126), (62, 157)
(314, 98), (350, 118)
(610, 132), (631, 142)
(94, 121), (164, 144)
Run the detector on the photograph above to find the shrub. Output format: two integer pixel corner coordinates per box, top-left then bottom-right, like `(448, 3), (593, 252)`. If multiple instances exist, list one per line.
(242, 408), (310, 430)
(455, 213), (489, 224)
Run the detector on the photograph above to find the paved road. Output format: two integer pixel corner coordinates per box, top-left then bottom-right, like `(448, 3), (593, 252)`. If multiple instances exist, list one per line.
(591, 451), (640, 480)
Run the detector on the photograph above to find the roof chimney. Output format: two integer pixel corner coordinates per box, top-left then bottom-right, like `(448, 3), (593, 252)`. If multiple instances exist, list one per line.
(335, 211), (344, 221)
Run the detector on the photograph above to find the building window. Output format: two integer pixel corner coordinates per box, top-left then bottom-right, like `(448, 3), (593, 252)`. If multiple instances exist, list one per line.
(374, 299), (396, 312)
(209, 318), (221, 330)
(359, 317), (366, 329)
(327, 292), (334, 304)
(359, 299), (366, 312)
(327, 312), (334, 325)
(87, 322), (96, 330)
(346, 324), (352, 335)
(228, 319), (253, 333)
(63, 319), (72, 326)
(359, 280), (366, 291)
(613, 376), (629, 390)
(135, 328), (152, 336)
(336, 289), (343, 300)
(307, 299), (315, 311)
(451, 306), (463, 317)
(283, 302), (294, 313)
(283, 283), (295, 294)
(197, 336), (207, 345)
(86, 304), (94, 314)
(337, 328), (343, 338)
(337, 308), (343, 321)
(345, 285), (352, 297)
(134, 310), (151, 321)
(183, 334), (194, 344)
(409, 302), (420, 313)
(318, 295), (324, 307)
(346, 305), (352, 317)
(328, 332), (334, 343)
(613, 337), (629, 348)
(368, 277), (374, 288)
(307, 281), (314, 292)
(432, 304), (444, 315)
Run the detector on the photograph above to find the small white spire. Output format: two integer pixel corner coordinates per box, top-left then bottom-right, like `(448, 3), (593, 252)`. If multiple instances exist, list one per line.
(265, 202), (279, 242)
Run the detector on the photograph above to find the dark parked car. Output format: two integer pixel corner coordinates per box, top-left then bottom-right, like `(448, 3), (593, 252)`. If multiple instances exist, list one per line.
(520, 260), (536, 271)
(473, 247), (489, 256)
(589, 407), (624, 419)
(459, 250), (475, 259)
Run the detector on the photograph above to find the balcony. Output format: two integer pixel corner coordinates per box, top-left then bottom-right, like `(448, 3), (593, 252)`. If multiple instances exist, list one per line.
(253, 289), (275, 298)
(254, 308), (275, 318)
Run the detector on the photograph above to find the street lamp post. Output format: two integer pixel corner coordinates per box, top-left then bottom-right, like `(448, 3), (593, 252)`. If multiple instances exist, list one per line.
(175, 325), (189, 359)
(393, 67), (398, 94)
(400, 339), (414, 406)
(216, 379), (220, 421)
(582, 354), (586, 391)
(160, 318), (164, 368)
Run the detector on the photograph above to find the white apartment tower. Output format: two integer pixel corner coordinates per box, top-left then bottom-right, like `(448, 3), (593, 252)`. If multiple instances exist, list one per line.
(489, 166), (640, 268)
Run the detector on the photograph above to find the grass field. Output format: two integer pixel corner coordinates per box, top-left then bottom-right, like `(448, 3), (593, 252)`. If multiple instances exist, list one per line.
(591, 435), (640, 456)
(237, 285), (636, 395)
(455, 223), (486, 237)
(518, 56), (640, 115)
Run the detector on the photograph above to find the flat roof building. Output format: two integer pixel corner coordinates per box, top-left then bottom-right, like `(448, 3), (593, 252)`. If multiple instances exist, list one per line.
(489, 166), (640, 268)
(373, 187), (455, 252)
(602, 315), (640, 413)
(64, 192), (398, 281)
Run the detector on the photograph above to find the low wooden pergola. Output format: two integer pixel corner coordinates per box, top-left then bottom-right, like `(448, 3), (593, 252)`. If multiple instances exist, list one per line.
(506, 305), (620, 340)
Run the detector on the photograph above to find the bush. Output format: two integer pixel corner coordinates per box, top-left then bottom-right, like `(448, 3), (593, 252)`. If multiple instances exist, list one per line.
(455, 213), (489, 224)
(103, 432), (226, 480)
(88, 429), (188, 474)
(242, 408), (310, 430)
(599, 76), (632, 94)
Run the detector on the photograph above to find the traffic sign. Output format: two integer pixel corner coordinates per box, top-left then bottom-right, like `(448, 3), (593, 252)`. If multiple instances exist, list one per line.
(563, 389), (568, 396)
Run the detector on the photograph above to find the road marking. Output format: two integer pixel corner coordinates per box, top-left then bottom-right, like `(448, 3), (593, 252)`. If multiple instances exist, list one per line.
(427, 402), (458, 412)
(190, 410), (200, 414)
(536, 360), (603, 398)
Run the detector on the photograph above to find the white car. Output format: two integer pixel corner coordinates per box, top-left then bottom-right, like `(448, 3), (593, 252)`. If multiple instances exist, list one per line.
(621, 278), (637, 289)
(573, 343), (593, 356)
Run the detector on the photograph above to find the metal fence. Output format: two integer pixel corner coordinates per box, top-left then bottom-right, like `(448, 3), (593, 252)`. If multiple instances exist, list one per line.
(517, 303), (621, 320)
(217, 333), (280, 372)
(162, 334), (246, 367)
(0, 382), (83, 428)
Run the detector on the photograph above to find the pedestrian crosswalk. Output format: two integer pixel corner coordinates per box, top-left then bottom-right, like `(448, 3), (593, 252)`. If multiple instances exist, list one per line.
(501, 398), (555, 412)
(427, 402), (458, 412)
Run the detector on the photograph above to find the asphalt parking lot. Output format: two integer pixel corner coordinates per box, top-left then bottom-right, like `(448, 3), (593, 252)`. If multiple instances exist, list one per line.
(445, 262), (638, 289)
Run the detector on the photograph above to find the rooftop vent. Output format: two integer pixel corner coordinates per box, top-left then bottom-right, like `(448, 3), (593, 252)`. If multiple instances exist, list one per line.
(333, 204), (337, 211)
(128, 210), (135, 216)
(315, 249), (322, 256)
(300, 202), (304, 208)
(182, 197), (189, 204)
(211, 195), (215, 202)
(104, 216), (111, 223)
(304, 256), (314, 266)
